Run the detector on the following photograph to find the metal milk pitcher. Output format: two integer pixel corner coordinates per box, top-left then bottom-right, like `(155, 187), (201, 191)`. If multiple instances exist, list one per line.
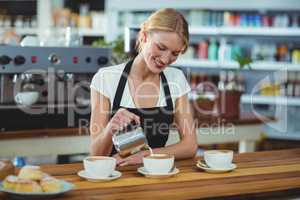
(112, 124), (148, 158)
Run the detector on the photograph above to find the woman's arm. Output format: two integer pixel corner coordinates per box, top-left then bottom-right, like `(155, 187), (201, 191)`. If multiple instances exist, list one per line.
(89, 88), (113, 156)
(153, 94), (198, 158)
(89, 89), (141, 156)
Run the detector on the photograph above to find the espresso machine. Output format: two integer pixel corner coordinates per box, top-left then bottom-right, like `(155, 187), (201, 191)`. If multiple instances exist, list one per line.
(0, 46), (111, 131)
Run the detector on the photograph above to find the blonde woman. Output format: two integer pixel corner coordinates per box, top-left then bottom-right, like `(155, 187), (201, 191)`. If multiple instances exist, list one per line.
(90, 8), (197, 166)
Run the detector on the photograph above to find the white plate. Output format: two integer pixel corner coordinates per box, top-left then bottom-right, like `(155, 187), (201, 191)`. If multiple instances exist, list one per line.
(137, 167), (180, 178)
(77, 170), (122, 182)
(0, 180), (74, 200)
(196, 160), (237, 173)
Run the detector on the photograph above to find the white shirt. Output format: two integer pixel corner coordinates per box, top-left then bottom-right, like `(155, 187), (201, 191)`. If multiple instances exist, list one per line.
(90, 62), (191, 109)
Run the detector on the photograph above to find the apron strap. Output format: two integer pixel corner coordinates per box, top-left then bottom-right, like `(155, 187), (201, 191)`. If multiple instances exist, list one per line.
(160, 72), (173, 111)
(111, 60), (133, 114)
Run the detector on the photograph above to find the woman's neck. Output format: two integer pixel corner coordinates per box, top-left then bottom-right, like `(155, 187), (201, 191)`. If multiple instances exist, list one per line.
(130, 54), (157, 81)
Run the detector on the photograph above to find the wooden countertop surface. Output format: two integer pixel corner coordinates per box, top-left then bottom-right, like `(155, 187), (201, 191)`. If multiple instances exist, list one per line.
(1, 148), (299, 200)
(0, 113), (273, 140)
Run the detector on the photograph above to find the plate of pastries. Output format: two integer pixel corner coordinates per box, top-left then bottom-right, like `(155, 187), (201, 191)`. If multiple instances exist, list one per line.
(0, 165), (74, 199)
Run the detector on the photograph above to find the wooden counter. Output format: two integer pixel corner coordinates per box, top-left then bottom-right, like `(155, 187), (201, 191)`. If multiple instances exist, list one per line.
(1, 148), (299, 200)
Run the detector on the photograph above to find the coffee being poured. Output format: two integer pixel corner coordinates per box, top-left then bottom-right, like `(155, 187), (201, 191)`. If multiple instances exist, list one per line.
(112, 121), (152, 157)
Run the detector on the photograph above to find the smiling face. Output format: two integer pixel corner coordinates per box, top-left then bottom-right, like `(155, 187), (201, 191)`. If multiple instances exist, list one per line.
(141, 31), (184, 74)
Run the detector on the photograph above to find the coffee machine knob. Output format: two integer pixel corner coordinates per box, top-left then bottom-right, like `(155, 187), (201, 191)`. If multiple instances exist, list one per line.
(48, 54), (61, 65)
(0, 55), (12, 65)
(14, 55), (26, 65)
(97, 56), (108, 65)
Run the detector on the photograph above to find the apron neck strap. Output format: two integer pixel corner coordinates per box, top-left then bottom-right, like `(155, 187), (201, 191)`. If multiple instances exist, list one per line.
(112, 60), (133, 114)
(160, 72), (173, 110)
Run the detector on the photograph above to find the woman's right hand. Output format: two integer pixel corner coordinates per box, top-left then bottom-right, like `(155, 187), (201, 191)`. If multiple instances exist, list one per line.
(105, 108), (140, 136)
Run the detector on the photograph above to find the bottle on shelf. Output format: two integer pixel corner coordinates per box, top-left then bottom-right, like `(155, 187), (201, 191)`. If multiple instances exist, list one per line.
(197, 40), (208, 59)
(218, 71), (227, 91)
(291, 14), (299, 27)
(218, 39), (232, 62)
(294, 72), (300, 97)
(208, 38), (218, 61)
(260, 79), (273, 96)
(223, 11), (231, 26)
(292, 49), (300, 64)
(287, 72), (296, 97)
(78, 4), (91, 28)
(262, 14), (272, 27)
(225, 71), (238, 90)
(236, 73), (245, 92)
(279, 73), (287, 96)
(276, 44), (289, 62)
(231, 44), (242, 60)
(273, 80), (281, 96)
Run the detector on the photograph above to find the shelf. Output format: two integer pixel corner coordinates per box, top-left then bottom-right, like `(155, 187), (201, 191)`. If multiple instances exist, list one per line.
(189, 93), (300, 106)
(262, 126), (300, 141)
(189, 27), (300, 37)
(173, 59), (300, 71)
(77, 28), (105, 37)
(0, 27), (105, 37)
(16, 28), (38, 35)
(0, 28), (38, 35)
(174, 59), (220, 69)
(241, 95), (300, 106)
(47, 28), (106, 37)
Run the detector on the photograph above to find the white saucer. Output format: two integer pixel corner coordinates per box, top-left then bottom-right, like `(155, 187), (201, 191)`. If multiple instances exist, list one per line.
(137, 167), (180, 178)
(196, 160), (237, 173)
(77, 170), (122, 182)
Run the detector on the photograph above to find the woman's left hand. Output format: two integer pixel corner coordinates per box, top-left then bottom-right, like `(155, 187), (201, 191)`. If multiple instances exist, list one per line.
(113, 151), (147, 166)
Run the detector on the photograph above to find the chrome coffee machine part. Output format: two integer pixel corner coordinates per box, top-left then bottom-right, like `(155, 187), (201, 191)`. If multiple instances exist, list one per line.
(0, 46), (112, 131)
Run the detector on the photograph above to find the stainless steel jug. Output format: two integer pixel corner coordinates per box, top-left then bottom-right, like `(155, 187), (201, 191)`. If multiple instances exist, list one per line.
(112, 124), (148, 157)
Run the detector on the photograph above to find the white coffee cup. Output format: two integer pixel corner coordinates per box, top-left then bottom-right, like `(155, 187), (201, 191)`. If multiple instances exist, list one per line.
(143, 154), (174, 174)
(204, 150), (233, 169)
(14, 91), (39, 106)
(83, 156), (116, 178)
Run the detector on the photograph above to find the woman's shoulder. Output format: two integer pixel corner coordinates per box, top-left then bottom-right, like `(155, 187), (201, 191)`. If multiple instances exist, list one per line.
(90, 63), (126, 98)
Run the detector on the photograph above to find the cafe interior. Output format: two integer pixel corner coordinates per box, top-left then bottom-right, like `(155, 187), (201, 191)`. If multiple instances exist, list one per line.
(0, 0), (300, 199)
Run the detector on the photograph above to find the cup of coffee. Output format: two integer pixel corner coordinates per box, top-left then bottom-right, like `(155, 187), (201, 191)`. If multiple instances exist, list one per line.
(14, 91), (39, 106)
(143, 154), (174, 174)
(204, 150), (233, 169)
(83, 156), (116, 178)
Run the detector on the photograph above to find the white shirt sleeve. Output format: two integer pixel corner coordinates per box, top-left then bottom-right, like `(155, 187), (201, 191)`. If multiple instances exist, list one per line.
(167, 68), (191, 100)
(90, 68), (111, 99)
(177, 69), (191, 98)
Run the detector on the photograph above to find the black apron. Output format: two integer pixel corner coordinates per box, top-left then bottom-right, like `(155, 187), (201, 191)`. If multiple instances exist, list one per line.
(110, 60), (174, 155)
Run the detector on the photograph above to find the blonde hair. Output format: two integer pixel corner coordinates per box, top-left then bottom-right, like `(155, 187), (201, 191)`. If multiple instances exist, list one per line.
(135, 8), (189, 53)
